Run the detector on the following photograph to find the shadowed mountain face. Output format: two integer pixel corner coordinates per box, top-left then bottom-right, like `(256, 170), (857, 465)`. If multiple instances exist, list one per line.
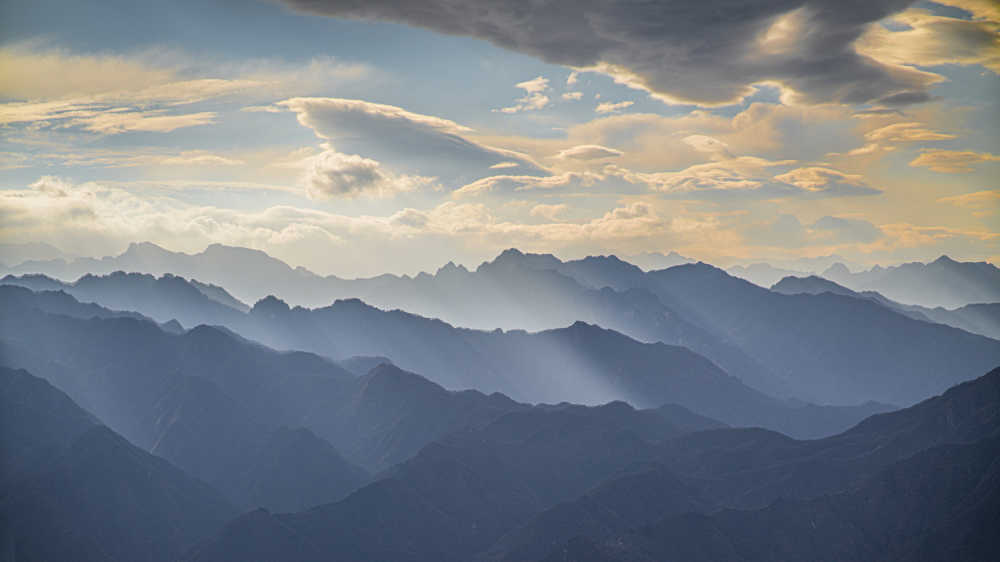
(822, 255), (1000, 309)
(0, 286), (524, 475)
(0, 286), (370, 510)
(188, 367), (1000, 562)
(0, 283), (890, 440)
(544, 437), (1000, 562)
(0, 367), (236, 562)
(771, 274), (1000, 340)
(7, 246), (999, 407)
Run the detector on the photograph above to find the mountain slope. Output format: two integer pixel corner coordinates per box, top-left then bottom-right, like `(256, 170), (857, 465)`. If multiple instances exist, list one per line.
(640, 263), (1000, 405)
(545, 436), (1000, 562)
(0, 367), (236, 562)
(0, 286), (369, 510)
(191, 367), (1000, 562)
(771, 274), (1000, 340)
(186, 400), (693, 562)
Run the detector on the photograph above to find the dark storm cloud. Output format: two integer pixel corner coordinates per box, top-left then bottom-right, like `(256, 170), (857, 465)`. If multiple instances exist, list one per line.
(281, 0), (937, 106)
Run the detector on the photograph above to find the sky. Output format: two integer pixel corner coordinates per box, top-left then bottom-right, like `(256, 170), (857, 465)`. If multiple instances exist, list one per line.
(0, 0), (998, 277)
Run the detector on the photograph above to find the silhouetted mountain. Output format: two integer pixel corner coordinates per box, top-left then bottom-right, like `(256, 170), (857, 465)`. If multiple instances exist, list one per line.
(823, 255), (1000, 308)
(0, 367), (235, 562)
(484, 366), (1000, 561)
(544, 436), (1000, 562)
(1, 281), (889, 439)
(187, 400), (697, 562)
(190, 367), (1000, 562)
(772, 274), (1000, 340)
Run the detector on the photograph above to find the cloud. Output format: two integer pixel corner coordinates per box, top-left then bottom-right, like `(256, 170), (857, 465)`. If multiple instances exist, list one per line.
(280, 0), (944, 106)
(453, 171), (599, 197)
(811, 215), (883, 243)
(68, 110), (218, 134)
(857, 7), (1000, 74)
(595, 100), (633, 114)
(562, 91), (583, 100)
(773, 166), (881, 195)
(303, 150), (433, 198)
(489, 161), (521, 169)
(909, 150), (1000, 173)
(864, 122), (956, 143)
(937, 189), (1000, 215)
(497, 76), (551, 113)
(682, 135), (734, 159)
(279, 97), (547, 186)
(608, 160), (881, 199)
(530, 203), (569, 221)
(0, 47), (372, 137)
(158, 151), (244, 166)
(566, 71), (579, 86)
(555, 144), (623, 160)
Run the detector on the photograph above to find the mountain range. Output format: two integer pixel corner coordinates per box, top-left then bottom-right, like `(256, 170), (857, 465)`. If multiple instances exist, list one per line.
(822, 255), (1000, 309)
(189, 366), (1000, 561)
(0, 281), (894, 439)
(10, 245), (1000, 407)
(772, 274), (1000, 340)
(3, 242), (999, 562)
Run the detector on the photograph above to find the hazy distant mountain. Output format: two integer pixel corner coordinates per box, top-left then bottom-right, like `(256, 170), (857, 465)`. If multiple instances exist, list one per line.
(0, 282), (890, 439)
(3, 271), (249, 329)
(8, 246), (1000, 407)
(625, 251), (694, 271)
(1, 242), (329, 306)
(823, 255), (1000, 308)
(0, 241), (71, 267)
(0, 367), (235, 562)
(726, 262), (810, 287)
(190, 367), (1000, 562)
(634, 263), (1000, 405)
(772, 275), (1000, 340)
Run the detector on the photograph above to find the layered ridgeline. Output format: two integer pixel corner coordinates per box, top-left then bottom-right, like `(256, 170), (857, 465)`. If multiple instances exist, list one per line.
(0, 367), (236, 562)
(0, 285), (754, 475)
(190, 367), (1000, 562)
(2, 284), (998, 562)
(821, 255), (1000, 309)
(7, 245), (1000, 406)
(0, 283), (889, 440)
(772, 274), (1000, 340)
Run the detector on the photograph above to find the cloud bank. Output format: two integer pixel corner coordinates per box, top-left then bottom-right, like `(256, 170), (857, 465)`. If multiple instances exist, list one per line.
(281, 0), (942, 106)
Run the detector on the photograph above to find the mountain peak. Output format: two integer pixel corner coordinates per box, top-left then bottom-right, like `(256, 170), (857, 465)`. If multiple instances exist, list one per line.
(436, 261), (469, 275)
(932, 255), (957, 265)
(122, 241), (171, 257)
(251, 295), (290, 315)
